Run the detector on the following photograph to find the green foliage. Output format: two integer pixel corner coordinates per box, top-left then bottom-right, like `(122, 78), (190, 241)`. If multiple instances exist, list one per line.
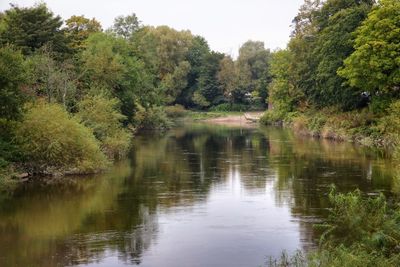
(111, 13), (141, 39)
(266, 250), (307, 267)
(369, 96), (394, 115)
(133, 26), (194, 79)
(196, 51), (224, 105)
(339, 0), (400, 94)
(16, 102), (108, 174)
(164, 104), (187, 118)
(64, 15), (102, 52)
(76, 95), (131, 159)
(192, 91), (210, 109)
(0, 3), (68, 56)
(312, 188), (400, 267)
(0, 45), (27, 120)
(134, 105), (171, 130)
(268, 49), (304, 115)
(235, 41), (271, 104)
(82, 32), (155, 122)
(0, 165), (17, 192)
(26, 46), (78, 107)
(217, 55), (237, 104)
(160, 61), (191, 104)
(375, 100), (400, 145)
(209, 103), (249, 112)
(268, 189), (400, 267)
(313, 1), (373, 109)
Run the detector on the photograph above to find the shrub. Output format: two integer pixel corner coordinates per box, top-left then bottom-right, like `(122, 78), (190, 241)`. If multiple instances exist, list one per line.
(369, 97), (393, 116)
(134, 105), (171, 130)
(0, 164), (17, 192)
(267, 189), (400, 267)
(209, 103), (250, 112)
(192, 91), (210, 109)
(16, 102), (108, 174)
(76, 95), (131, 159)
(165, 104), (187, 118)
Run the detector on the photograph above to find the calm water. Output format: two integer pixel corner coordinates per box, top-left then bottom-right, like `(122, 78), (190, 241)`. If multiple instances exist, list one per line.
(0, 123), (396, 267)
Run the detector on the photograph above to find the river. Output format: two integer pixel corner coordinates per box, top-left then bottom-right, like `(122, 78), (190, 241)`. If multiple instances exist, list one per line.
(0, 123), (396, 267)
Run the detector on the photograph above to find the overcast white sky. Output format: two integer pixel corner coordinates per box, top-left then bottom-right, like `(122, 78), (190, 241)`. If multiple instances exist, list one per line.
(0, 0), (304, 56)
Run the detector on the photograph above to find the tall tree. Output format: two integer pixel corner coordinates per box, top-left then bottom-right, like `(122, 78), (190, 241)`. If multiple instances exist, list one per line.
(339, 0), (400, 96)
(268, 49), (304, 113)
(312, 0), (374, 109)
(0, 45), (27, 120)
(217, 55), (237, 105)
(196, 51), (224, 106)
(111, 13), (141, 39)
(0, 3), (68, 56)
(64, 15), (102, 51)
(174, 36), (210, 107)
(160, 61), (191, 104)
(236, 41), (271, 104)
(82, 32), (155, 122)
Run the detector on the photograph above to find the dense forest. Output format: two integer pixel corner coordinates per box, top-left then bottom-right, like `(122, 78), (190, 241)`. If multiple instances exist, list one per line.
(0, 3), (271, 182)
(263, 0), (400, 149)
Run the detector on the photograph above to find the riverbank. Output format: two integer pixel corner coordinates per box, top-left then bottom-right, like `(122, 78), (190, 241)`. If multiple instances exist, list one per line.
(185, 111), (263, 126)
(260, 107), (400, 152)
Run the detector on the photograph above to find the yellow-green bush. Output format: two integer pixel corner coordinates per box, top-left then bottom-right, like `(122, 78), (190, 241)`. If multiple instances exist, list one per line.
(165, 104), (187, 118)
(16, 102), (108, 174)
(376, 100), (400, 146)
(134, 105), (171, 130)
(76, 95), (131, 159)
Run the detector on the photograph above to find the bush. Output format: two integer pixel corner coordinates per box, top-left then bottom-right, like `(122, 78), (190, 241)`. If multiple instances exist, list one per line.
(369, 97), (393, 116)
(376, 100), (400, 140)
(134, 105), (171, 130)
(209, 103), (250, 112)
(165, 104), (187, 118)
(16, 102), (108, 174)
(0, 164), (17, 192)
(77, 95), (131, 159)
(267, 189), (400, 267)
(260, 109), (300, 125)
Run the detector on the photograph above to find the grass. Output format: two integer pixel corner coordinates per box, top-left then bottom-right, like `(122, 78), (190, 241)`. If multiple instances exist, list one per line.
(265, 187), (400, 267)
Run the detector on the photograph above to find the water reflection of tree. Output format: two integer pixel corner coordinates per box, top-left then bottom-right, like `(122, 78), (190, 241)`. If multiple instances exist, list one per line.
(0, 162), (161, 266)
(0, 124), (396, 266)
(263, 127), (395, 249)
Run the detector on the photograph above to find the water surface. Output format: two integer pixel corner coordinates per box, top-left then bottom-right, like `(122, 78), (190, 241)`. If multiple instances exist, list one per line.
(0, 124), (396, 267)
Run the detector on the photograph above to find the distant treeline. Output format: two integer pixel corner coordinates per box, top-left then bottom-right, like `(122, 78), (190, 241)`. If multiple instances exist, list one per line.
(0, 3), (271, 179)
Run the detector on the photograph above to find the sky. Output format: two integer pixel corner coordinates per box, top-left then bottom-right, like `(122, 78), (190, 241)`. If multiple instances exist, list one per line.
(0, 0), (304, 56)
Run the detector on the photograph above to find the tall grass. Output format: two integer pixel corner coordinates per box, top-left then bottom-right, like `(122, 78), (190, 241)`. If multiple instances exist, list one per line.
(266, 187), (400, 267)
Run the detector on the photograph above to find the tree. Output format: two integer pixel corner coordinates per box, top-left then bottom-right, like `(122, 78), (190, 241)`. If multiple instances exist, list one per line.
(313, 0), (373, 109)
(64, 15), (102, 51)
(196, 51), (224, 106)
(217, 55), (237, 105)
(339, 0), (400, 95)
(76, 95), (131, 159)
(0, 46), (27, 120)
(82, 32), (155, 122)
(177, 36), (210, 107)
(236, 41), (271, 104)
(111, 13), (141, 39)
(0, 3), (68, 56)
(268, 50), (304, 113)
(27, 46), (78, 108)
(160, 61), (191, 104)
(133, 26), (194, 79)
